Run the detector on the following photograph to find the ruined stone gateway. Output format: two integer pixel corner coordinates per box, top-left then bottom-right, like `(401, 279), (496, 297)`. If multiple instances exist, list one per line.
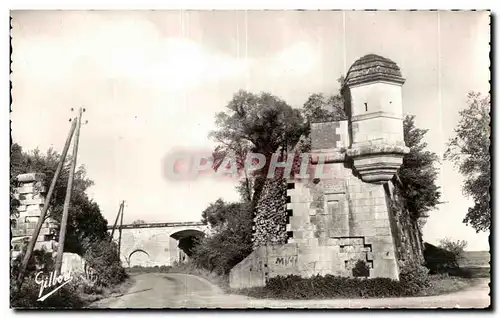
(229, 54), (423, 289)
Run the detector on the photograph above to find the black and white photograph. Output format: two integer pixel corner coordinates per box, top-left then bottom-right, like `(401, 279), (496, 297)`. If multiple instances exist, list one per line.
(8, 9), (491, 309)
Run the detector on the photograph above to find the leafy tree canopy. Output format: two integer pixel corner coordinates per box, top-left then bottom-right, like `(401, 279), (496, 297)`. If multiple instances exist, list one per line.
(445, 92), (491, 232)
(396, 115), (442, 220)
(194, 200), (253, 275)
(10, 143), (109, 255)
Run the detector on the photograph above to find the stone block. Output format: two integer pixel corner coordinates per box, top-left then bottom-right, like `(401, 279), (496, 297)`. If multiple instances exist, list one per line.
(20, 209), (42, 217)
(19, 198), (44, 206)
(17, 173), (45, 183)
(375, 211), (389, 219)
(374, 219), (390, 228)
(376, 227), (391, 236)
(39, 227), (50, 235)
(378, 235), (395, 244)
(308, 238), (319, 246)
(380, 250), (396, 260)
(17, 184), (46, 194)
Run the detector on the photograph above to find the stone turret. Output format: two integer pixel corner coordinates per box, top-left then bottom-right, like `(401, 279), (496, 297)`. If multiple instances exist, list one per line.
(343, 54), (410, 183)
(229, 54), (413, 289)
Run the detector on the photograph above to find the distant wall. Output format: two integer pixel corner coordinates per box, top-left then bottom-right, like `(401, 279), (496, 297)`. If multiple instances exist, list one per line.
(110, 223), (207, 267)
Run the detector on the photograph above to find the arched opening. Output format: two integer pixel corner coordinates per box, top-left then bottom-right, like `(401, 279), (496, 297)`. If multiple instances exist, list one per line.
(170, 229), (204, 258)
(128, 249), (150, 267)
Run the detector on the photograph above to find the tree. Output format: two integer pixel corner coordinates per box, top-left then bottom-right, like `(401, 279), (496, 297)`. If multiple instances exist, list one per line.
(445, 92), (491, 232)
(132, 219), (146, 225)
(302, 93), (347, 123)
(210, 90), (308, 207)
(438, 237), (468, 259)
(192, 200), (253, 275)
(10, 143), (109, 255)
(211, 90), (306, 157)
(395, 116), (442, 220)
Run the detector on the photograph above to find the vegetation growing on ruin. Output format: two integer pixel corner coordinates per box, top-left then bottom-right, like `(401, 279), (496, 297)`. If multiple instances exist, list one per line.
(397, 115), (442, 221)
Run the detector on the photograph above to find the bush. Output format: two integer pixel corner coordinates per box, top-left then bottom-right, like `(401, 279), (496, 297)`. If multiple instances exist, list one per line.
(398, 261), (431, 295)
(438, 238), (467, 258)
(237, 263), (431, 300)
(82, 240), (127, 287)
(423, 242), (459, 274)
(352, 260), (370, 278)
(191, 201), (253, 276)
(238, 274), (407, 299)
(10, 277), (84, 309)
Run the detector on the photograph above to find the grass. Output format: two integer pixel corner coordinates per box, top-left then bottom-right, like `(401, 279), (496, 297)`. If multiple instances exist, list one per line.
(417, 273), (484, 297)
(83, 276), (136, 307)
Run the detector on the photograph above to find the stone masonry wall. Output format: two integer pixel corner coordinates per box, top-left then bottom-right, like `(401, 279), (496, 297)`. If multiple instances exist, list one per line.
(11, 173), (58, 257)
(231, 120), (406, 288)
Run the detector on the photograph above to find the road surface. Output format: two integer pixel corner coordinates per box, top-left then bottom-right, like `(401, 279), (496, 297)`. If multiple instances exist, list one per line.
(93, 273), (490, 309)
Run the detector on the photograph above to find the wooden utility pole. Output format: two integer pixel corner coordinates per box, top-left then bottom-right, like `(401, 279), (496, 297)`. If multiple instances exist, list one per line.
(54, 108), (83, 275)
(118, 201), (125, 256)
(109, 201), (124, 242)
(16, 119), (77, 289)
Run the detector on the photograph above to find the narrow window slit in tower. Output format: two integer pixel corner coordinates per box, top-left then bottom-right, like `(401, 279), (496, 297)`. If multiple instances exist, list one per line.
(364, 102), (368, 111)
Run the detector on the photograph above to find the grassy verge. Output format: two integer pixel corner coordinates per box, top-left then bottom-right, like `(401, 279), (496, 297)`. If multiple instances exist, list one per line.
(417, 274), (482, 297)
(82, 276), (136, 306)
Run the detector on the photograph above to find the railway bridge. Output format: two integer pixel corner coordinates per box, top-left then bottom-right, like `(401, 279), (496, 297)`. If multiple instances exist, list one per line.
(108, 221), (207, 267)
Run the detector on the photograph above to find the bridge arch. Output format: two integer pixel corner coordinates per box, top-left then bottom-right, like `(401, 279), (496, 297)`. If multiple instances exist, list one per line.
(170, 229), (205, 258)
(128, 249), (150, 267)
(108, 221), (207, 267)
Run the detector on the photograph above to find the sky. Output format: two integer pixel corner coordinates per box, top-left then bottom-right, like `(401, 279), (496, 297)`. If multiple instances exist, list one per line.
(11, 10), (490, 250)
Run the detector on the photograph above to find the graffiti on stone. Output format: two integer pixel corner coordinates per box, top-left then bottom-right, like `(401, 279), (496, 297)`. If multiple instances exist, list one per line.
(274, 255), (298, 267)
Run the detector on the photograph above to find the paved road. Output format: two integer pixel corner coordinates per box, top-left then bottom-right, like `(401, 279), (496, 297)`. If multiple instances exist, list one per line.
(93, 273), (491, 309)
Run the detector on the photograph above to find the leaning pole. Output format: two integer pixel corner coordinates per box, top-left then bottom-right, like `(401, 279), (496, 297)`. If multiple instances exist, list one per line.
(16, 119), (77, 289)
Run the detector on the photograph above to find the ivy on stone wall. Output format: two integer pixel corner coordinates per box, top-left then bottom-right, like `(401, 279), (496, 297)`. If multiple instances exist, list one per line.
(253, 177), (288, 248)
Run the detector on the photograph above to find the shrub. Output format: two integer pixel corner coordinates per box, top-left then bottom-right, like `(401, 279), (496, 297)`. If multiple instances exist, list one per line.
(398, 261), (431, 295)
(352, 260), (370, 278)
(191, 201), (253, 276)
(10, 277), (84, 309)
(236, 265), (431, 300)
(439, 238), (467, 258)
(82, 240), (127, 287)
(423, 242), (459, 274)
(238, 274), (409, 299)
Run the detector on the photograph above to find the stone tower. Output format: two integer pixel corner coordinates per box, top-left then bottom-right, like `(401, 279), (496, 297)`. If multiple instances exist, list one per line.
(229, 54), (411, 289)
(343, 54), (409, 183)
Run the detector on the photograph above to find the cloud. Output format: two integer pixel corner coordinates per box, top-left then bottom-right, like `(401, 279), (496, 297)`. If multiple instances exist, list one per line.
(13, 15), (249, 92)
(268, 42), (318, 78)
